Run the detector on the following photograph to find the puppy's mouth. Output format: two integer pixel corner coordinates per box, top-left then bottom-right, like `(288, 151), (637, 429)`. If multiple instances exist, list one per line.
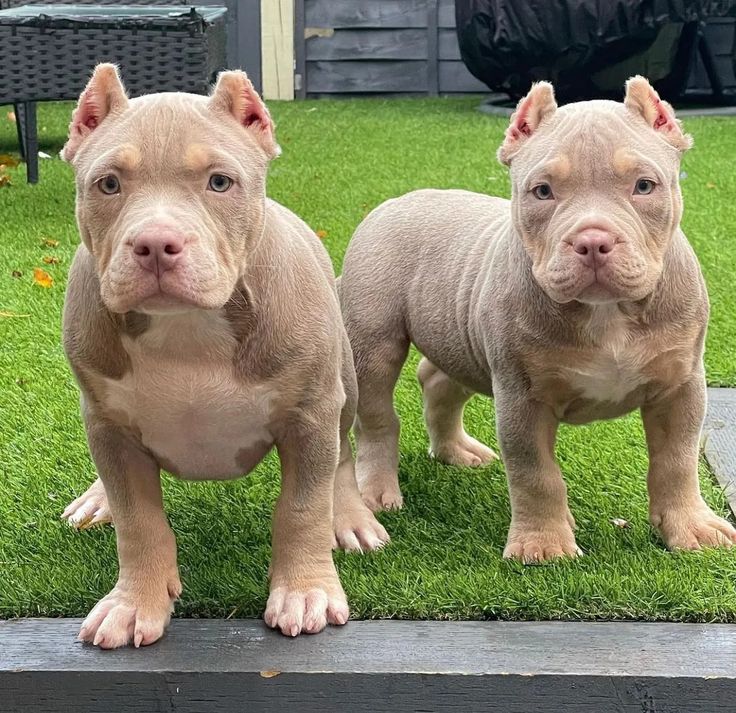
(541, 263), (650, 305)
(103, 267), (227, 314)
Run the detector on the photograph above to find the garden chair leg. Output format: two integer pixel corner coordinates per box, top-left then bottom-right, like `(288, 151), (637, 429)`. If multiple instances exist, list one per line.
(16, 102), (39, 184)
(13, 102), (26, 161)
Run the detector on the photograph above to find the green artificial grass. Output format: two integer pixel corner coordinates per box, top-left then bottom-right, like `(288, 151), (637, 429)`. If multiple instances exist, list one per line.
(0, 99), (735, 622)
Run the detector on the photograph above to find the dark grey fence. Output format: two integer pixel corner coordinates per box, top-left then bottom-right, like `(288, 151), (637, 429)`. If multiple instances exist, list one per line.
(295, 0), (486, 97)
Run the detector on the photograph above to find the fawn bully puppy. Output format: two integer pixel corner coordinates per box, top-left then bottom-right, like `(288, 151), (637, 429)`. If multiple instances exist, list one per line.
(340, 76), (736, 562)
(60, 64), (387, 648)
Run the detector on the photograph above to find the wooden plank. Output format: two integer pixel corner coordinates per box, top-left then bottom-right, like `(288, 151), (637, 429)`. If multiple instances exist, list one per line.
(305, 0), (429, 29)
(439, 27), (461, 60)
(294, 0), (306, 98)
(3, 619), (736, 712)
(426, 0), (439, 96)
(305, 29), (428, 61)
(438, 0), (456, 28)
(304, 0), (454, 31)
(261, 0), (295, 99)
(306, 60), (427, 93)
(237, 0), (262, 92)
(705, 388), (736, 514)
(439, 60), (488, 93)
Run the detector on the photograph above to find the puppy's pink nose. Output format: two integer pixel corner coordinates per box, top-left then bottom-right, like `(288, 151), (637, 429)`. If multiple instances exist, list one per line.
(572, 229), (615, 269)
(132, 229), (185, 276)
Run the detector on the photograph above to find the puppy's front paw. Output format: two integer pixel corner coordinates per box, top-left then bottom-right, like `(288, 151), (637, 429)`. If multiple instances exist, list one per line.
(264, 573), (349, 636)
(78, 577), (181, 649)
(62, 478), (112, 529)
(652, 502), (736, 550)
(333, 504), (390, 552)
(429, 433), (498, 468)
(503, 519), (582, 564)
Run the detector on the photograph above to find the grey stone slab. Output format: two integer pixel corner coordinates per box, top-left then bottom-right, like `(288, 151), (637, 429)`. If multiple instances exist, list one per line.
(705, 388), (736, 513)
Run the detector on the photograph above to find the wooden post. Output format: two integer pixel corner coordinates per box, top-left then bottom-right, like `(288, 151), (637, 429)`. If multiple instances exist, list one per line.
(261, 0), (295, 100)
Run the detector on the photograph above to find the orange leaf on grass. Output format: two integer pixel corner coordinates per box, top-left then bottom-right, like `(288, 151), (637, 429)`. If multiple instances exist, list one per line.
(42, 238), (59, 248)
(316, 229), (328, 239)
(0, 153), (20, 168)
(42, 256), (60, 265)
(6, 111), (15, 123)
(33, 267), (54, 288)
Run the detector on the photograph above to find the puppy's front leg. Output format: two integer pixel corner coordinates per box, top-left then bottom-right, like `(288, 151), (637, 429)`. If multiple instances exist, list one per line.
(494, 383), (580, 563)
(78, 405), (180, 649)
(266, 406), (349, 636)
(643, 375), (736, 550)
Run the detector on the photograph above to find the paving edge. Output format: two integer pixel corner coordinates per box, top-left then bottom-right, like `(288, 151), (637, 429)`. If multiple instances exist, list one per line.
(705, 388), (736, 515)
(2, 619), (736, 712)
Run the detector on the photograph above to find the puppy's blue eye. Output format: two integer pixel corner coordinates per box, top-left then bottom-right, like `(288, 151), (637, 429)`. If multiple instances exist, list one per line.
(208, 174), (233, 192)
(98, 175), (120, 195)
(532, 183), (554, 200)
(634, 179), (655, 195)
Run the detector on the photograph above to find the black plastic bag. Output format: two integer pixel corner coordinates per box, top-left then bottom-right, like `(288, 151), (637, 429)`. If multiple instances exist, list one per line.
(456, 0), (736, 101)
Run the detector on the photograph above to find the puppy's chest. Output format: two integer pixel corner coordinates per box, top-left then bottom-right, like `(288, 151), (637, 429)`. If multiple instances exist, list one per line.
(528, 311), (694, 423)
(102, 313), (275, 479)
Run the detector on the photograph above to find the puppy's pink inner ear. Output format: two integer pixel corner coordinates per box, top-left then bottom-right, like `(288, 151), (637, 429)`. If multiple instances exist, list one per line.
(652, 96), (675, 131)
(72, 89), (111, 136)
(238, 85), (273, 135)
(510, 97), (535, 139)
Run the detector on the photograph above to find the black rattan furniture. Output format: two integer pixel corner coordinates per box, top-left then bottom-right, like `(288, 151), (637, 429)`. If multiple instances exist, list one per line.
(0, 4), (227, 183)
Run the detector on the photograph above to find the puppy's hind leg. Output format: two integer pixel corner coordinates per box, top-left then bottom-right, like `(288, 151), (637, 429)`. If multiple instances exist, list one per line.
(333, 339), (390, 552)
(417, 357), (497, 467)
(62, 477), (113, 529)
(352, 335), (409, 512)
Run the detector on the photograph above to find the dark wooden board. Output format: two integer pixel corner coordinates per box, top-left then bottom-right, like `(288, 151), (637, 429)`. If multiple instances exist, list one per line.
(439, 27), (462, 60)
(306, 60), (428, 93)
(305, 0), (457, 30)
(3, 619), (736, 712)
(305, 28), (428, 61)
(439, 60), (488, 93)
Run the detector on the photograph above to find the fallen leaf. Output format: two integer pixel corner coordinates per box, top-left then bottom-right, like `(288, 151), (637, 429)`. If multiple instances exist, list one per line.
(42, 256), (60, 265)
(0, 311), (31, 318)
(316, 229), (328, 239)
(0, 153), (20, 168)
(11, 270), (22, 278)
(42, 238), (59, 248)
(0, 173), (10, 188)
(259, 671), (281, 678)
(610, 517), (630, 529)
(706, 182), (717, 189)
(33, 267), (54, 288)
(7, 111), (15, 123)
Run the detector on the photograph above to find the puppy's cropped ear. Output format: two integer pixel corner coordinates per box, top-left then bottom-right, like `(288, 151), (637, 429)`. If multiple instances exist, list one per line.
(209, 70), (280, 160)
(624, 75), (692, 152)
(498, 82), (557, 166)
(61, 64), (129, 162)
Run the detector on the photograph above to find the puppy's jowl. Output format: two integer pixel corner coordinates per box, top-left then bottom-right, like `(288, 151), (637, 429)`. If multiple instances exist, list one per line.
(61, 64), (387, 648)
(340, 76), (736, 562)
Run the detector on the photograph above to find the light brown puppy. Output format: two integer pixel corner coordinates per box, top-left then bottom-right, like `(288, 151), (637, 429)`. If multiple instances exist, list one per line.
(340, 76), (736, 562)
(60, 64), (388, 648)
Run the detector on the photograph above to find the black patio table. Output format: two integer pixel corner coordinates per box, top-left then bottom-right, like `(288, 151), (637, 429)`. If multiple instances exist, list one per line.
(0, 4), (227, 183)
